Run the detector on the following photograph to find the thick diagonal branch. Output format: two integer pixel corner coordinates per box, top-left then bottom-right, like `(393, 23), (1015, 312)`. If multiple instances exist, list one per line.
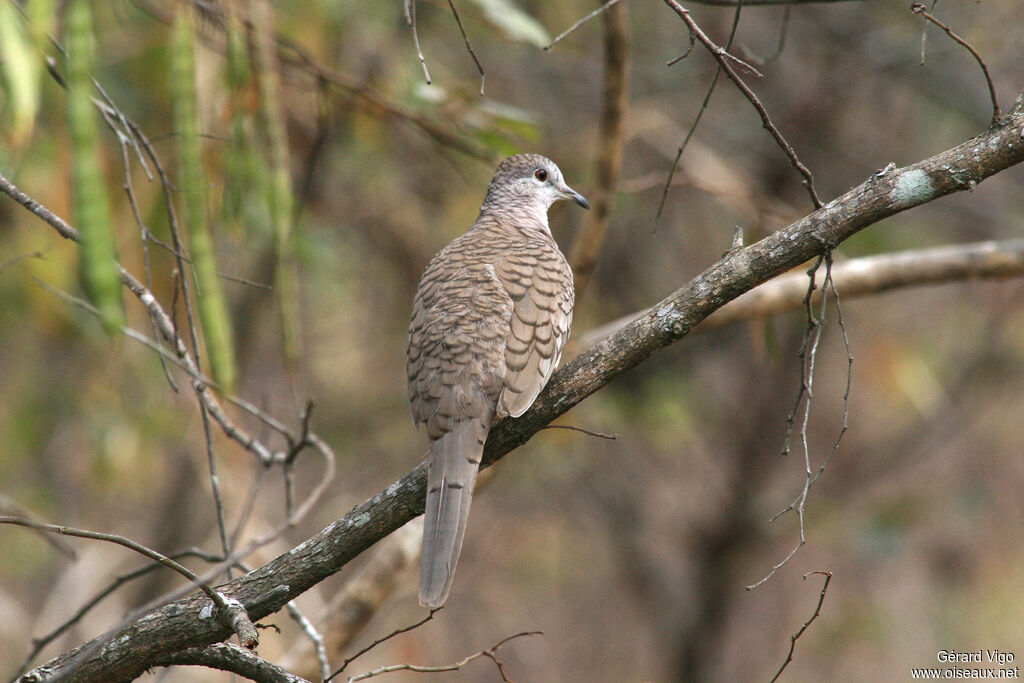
(579, 237), (1024, 346)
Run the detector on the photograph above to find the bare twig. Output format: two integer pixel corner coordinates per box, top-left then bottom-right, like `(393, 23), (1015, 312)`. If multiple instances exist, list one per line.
(111, 122), (178, 390)
(911, 2), (1000, 126)
(73, 68), (231, 565)
(730, 225), (744, 251)
(0, 171), (80, 240)
(748, 3), (791, 66)
(656, 0), (744, 226)
(918, 0), (934, 65)
(155, 642), (311, 683)
(86, 66), (239, 577)
(0, 496), (75, 562)
(282, 601), (330, 683)
(328, 609), (442, 680)
(748, 253), (851, 589)
(285, 400), (319, 466)
(746, 253), (836, 589)
(770, 571), (833, 683)
(822, 254), (853, 489)
(120, 268), (279, 465)
(0, 248), (48, 274)
(346, 631), (542, 682)
(713, 47), (764, 79)
(745, 542), (804, 592)
(404, 0), (432, 84)
(229, 460), (274, 551)
(538, 424), (618, 440)
(0, 516), (231, 620)
(662, 0), (823, 208)
(665, 29), (697, 66)
(544, 0), (622, 51)
(446, 0), (485, 95)
(0, 369), (277, 645)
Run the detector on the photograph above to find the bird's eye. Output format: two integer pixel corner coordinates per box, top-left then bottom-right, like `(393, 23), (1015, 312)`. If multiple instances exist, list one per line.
(534, 168), (548, 182)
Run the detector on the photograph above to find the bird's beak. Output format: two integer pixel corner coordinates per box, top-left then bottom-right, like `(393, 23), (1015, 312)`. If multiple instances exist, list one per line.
(560, 185), (590, 210)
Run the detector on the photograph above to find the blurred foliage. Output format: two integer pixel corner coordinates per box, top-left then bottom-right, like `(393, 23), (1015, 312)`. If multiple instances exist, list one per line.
(1, 1), (1024, 681)
(171, 3), (237, 388)
(66, 0), (124, 334)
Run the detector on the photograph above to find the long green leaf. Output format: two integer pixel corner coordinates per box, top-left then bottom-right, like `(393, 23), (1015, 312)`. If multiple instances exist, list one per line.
(222, 3), (255, 233)
(0, 2), (41, 150)
(253, 5), (300, 361)
(172, 6), (237, 391)
(66, 0), (124, 335)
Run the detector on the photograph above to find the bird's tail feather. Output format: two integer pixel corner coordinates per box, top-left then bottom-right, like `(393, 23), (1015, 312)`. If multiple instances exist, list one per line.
(419, 417), (488, 608)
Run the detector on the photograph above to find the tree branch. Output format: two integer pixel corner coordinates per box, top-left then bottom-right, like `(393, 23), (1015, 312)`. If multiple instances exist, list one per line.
(13, 94), (1024, 683)
(580, 237), (1024, 346)
(153, 643), (309, 683)
(911, 2), (1000, 126)
(569, 0), (631, 305)
(281, 520), (422, 680)
(770, 571), (833, 683)
(663, 0), (823, 208)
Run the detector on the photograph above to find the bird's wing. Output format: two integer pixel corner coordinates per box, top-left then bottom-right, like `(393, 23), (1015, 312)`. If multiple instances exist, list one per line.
(407, 240), (512, 437)
(495, 245), (574, 418)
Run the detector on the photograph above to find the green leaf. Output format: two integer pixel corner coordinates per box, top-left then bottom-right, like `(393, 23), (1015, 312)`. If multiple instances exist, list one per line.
(252, 9), (301, 361)
(66, 0), (124, 335)
(172, 6), (238, 391)
(468, 0), (551, 48)
(0, 2), (42, 149)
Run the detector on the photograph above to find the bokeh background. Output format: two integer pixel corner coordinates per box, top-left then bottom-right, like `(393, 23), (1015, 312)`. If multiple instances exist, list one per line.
(2, 1), (1023, 680)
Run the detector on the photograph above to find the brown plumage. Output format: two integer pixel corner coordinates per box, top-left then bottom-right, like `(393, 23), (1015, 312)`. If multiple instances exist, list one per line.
(407, 153), (588, 608)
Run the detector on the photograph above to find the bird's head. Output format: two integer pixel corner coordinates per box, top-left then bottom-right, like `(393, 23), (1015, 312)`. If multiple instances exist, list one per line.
(483, 153), (590, 215)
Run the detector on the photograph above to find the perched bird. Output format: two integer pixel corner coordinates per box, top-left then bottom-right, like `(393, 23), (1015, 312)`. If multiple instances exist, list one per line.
(407, 153), (588, 608)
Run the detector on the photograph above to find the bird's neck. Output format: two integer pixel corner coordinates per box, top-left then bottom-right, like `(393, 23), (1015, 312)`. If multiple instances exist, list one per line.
(477, 201), (553, 238)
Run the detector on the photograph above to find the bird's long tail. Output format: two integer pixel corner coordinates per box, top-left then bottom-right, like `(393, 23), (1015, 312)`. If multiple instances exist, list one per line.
(419, 417), (489, 608)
